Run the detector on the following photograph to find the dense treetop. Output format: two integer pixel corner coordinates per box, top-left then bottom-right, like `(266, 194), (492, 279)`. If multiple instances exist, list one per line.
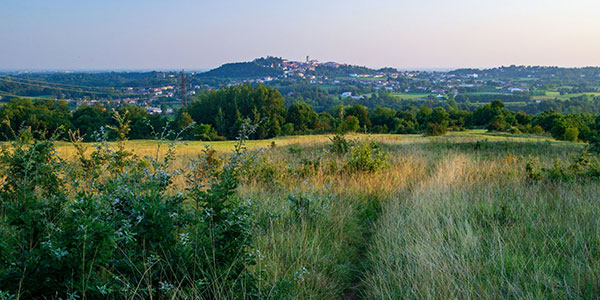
(1, 84), (599, 146)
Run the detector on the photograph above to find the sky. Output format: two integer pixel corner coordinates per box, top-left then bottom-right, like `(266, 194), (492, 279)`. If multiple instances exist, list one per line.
(1, 0), (600, 71)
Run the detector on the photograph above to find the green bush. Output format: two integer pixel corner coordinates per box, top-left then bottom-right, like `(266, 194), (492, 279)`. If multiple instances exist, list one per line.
(340, 116), (360, 133)
(0, 120), (259, 299)
(526, 151), (600, 182)
(590, 135), (600, 154)
(508, 127), (521, 134)
(244, 154), (281, 185)
(563, 127), (579, 142)
(424, 122), (447, 136)
(530, 125), (544, 135)
(329, 134), (351, 154)
(344, 141), (388, 173)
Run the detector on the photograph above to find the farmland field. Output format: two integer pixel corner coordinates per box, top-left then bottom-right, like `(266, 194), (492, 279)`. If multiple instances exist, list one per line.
(390, 92), (430, 100)
(1, 131), (599, 299)
(532, 91), (600, 100)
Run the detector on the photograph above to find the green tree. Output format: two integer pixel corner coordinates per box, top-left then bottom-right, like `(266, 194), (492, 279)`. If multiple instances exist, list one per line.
(70, 104), (111, 141)
(564, 127), (579, 142)
(340, 116), (360, 133)
(186, 84), (286, 139)
(287, 101), (317, 132)
(346, 104), (371, 129)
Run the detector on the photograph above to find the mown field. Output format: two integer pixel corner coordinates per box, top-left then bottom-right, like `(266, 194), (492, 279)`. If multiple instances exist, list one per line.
(1, 130), (599, 299)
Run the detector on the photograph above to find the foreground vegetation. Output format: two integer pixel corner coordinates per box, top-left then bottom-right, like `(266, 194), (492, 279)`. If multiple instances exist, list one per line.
(1, 124), (599, 299)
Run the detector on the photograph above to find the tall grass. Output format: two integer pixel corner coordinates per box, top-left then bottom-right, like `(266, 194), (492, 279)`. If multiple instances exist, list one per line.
(1, 130), (598, 299)
(362, 149), (600, 299)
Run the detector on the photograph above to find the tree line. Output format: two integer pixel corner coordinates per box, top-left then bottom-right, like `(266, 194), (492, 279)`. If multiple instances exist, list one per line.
(1, 83), (599, 144)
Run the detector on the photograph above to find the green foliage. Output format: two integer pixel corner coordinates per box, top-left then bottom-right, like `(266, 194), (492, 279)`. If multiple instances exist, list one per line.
(340, 116), (360, 133)
(425, 122), (447, 136)
(1, 94), (598, 144)
(564, 127), (579, 142)
(590, 135), (600, 154)
(70, 104), (111, 141)
(243, 152), (281, 186)
(287, 101), (317, 132)
(473, 139), (490, 150)
(329, 134), (352, 154)
(344, 141), (388, 173)
(199, 57), (284, 78)
(422, 107), (450, 136)
(281, 123), (294, 135)
(286, 193), (329, 223)
(0, 120), (259, 299)
(0, 291), (14, 300)
(345, 104), (371, 129)
(185, 123), (258, 297)
(0, 98), (72, 140)
(287, 146), (303, 155)
(530, 125), (544, 134)
(187, 83), (285, 139)
(526, 151), (600, 182)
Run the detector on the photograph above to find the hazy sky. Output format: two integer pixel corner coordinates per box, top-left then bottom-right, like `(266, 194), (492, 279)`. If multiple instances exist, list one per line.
(1, 0), (599, 70)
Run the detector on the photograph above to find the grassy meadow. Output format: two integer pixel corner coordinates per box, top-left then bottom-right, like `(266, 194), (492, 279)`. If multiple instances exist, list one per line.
(531, 91), (600, 101)
(2, 130), (599, 299)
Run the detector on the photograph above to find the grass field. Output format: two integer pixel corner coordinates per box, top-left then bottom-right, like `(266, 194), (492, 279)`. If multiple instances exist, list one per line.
(237, 132), (596, 299)
(390, 92), (430, 100)
(532, 91), (600, 101)
(48, 130), (565, 159)
(466, 91), (510, 96)
(60, 132), (599, 298)
(3, 131), (598, 299)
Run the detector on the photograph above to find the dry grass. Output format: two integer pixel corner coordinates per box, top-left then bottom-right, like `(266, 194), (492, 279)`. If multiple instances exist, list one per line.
(9, 131), (595, 299)
(362, 146), (599, 299)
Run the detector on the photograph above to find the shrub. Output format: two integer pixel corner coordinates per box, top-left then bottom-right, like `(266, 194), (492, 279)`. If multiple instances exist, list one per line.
(286, 193), (329, 223)
(508, 127), (521, 134)
(590, 135), (600, 154)
(244, 154), (281, 185)
(473, 139), (489, 150)
(282, 123), (294, 135)
(287, 145), (303, 155)
(526, 151), (600, 182)
(344, 141), (388, 173)
(424, 122), (447, 136)
(0, 133), (71, 298)
(329, 134), (351, 154)
(563, 127), (579, 142)
(0, 119), (260, 299)
(294, 157), (321, 178)
(530, 125), (544, 135)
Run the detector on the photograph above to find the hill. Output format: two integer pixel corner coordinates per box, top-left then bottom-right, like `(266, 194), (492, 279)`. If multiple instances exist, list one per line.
(198, 56), (397, 79)
(198, 57), (284, 78)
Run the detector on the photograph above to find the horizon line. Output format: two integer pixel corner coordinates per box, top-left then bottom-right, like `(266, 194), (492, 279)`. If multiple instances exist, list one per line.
(2, 64), (600, 74)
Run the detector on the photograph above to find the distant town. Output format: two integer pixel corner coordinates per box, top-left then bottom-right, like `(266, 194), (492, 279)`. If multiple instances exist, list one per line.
(2, 56), (600, 116)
